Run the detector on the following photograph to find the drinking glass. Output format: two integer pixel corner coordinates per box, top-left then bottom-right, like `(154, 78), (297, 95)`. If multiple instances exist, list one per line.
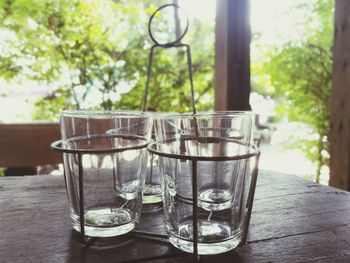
(151, 111), (259, 255)
(56, 110), (153, 238)
(142, 148), (163, 205)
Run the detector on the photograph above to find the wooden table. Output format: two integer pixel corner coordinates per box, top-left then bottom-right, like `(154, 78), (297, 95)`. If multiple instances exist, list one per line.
(1, 170), (350, 262)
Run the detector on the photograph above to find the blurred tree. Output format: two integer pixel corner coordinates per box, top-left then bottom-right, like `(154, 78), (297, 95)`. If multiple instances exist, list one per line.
(253, 0), (334, 182)
(0, 0), (214, 119)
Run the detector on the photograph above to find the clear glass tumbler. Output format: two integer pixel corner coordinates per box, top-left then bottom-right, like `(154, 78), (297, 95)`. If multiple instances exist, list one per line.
(152, 112), (259, 255)
(143, 150), (162, 204)
(107, 114), (162, 206)
(58, 110), (153, 238)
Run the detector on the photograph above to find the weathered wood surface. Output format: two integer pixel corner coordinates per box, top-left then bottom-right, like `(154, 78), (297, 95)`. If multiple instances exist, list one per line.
(0, 123), (61, 168)
(330, 0), (350, 191)
(1, 171), (350, 262)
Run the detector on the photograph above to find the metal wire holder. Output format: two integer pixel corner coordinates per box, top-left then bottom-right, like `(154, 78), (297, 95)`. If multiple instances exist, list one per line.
(141, 2), (196, 215)
(50, 3), (260, 262)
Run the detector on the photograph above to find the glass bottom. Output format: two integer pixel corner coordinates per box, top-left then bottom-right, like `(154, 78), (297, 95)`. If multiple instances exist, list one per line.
(197, 188), (232, 211)
(169, 219), (242, 255)
(72, 208), (136, 237)
(117, 180), (139, 200)
(142, 183), (162, 204)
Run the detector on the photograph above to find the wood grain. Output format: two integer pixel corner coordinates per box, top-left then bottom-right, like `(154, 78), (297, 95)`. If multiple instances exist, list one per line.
(1, 171), (350, 262)
(0, 123), (61, 167)
(330, 0), (350, 190)
(214, 0), (251, 111)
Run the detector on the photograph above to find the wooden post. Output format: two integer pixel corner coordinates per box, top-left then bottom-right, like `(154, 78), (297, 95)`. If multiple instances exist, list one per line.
(329, 0), (350, 190)
(215, 0), (251, 111)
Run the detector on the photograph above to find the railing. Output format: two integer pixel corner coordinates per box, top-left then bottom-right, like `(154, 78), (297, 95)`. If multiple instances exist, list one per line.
(0, 122), (61, 175)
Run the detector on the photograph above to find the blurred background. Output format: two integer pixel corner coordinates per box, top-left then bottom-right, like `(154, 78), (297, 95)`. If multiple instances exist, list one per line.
(0, 0), (333, 184)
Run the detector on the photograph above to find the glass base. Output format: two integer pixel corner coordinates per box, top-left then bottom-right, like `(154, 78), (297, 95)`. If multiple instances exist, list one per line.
(197, 188), (232, 211)
(142, 183), (162, 204)
(169, 219), (242, 255)
(72, 208), (136, 237)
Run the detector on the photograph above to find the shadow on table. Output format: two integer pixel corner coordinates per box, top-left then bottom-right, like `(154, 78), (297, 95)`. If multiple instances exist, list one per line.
(65, 230), (247, 263)
(66, 230), (184, 263)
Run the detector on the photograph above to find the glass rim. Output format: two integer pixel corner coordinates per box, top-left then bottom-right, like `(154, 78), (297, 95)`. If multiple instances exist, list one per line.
(155, 111), (254, 120)
(61, 110), (153, 119)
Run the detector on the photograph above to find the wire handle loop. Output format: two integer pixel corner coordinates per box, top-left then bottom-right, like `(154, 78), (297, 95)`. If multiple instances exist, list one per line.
(142, 3), (196, 114)
(148, 3), (189, 47)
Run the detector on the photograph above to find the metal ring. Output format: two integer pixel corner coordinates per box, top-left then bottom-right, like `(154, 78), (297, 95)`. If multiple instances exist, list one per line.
(148, 3), (189, 47)
(51, 134), (150, 154)
(147, 138), (260, 162)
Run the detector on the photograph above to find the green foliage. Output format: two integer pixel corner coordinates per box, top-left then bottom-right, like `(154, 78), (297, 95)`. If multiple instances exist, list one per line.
(0, 0), (214, 119)
(253, 0), (334, 182)
(2, 0), (334, 183)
